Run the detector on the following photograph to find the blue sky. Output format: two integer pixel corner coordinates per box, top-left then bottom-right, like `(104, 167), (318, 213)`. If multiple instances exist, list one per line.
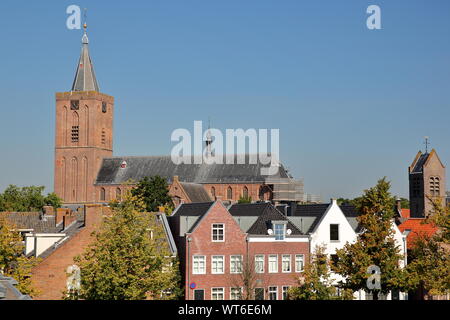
(0, 0), (449, 200)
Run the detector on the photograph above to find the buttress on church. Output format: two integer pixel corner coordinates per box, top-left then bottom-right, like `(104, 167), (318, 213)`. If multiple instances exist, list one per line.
(54, 25), (304, 207)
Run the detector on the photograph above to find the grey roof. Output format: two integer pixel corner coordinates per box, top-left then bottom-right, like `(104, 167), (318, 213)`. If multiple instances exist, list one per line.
(411, 153), (430, 173)
(229, 202), (303, 236)
(291, 203), (361, 233)
(71, 28), (99, 92)
(0, 212), (61, 233)
(95, 155), (290, 185)
(171, 202), (214, 217)
(0, 275), (32, 300)
(180, 182), (212, 203)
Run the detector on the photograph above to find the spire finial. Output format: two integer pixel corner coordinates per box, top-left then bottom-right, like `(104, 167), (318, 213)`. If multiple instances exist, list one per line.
(83, 8), (88, 32)
(424, 136), (430, 153)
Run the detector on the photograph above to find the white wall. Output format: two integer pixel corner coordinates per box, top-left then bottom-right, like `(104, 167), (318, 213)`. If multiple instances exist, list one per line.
(25, 233), (66, 257)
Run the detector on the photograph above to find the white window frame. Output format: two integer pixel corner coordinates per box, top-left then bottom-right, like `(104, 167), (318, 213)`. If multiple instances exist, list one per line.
(212, 223), (225, 242)
(282, 286), (290, 300)
(192, 255), (206, 275)
(254, 254), (265, 273)
(295, 254), (305, 272)
(230, 255), (243, 274)
(282, 254), (291, 273)
(274, 223), (286, 241)
(211, 255), (225, 274)
(211, 287), (225, 300)
(268, 254), (278, 273)
(268, 286), (278, 300)
(230, 287), (243, 300)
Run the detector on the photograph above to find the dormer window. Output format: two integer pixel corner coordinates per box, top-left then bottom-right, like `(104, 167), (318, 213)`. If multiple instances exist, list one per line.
(273, 222), (287, 241)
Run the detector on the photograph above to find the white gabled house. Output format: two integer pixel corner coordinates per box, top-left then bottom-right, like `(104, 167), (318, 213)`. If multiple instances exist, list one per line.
(289, 199), (408, 300)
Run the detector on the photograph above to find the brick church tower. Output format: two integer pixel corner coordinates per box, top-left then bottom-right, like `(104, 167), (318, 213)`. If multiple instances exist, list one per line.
(409, 148), (446, 218)
(54, 24), (113, 204)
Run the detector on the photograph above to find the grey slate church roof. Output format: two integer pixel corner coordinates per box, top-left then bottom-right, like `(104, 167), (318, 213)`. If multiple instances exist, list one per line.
(71, 25), (99, 92)
(95, 155), (290, 185)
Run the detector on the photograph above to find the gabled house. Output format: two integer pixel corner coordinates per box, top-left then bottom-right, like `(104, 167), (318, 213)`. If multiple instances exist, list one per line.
(169, 201), (309, 300)
(289, 199), (408, 300)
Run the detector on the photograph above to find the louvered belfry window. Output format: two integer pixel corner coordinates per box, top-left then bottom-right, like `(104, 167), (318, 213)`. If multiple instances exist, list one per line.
(71, 126), (79, 142)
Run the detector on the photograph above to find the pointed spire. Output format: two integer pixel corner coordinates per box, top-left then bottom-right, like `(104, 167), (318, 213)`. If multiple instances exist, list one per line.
(71, 22), (99, 92)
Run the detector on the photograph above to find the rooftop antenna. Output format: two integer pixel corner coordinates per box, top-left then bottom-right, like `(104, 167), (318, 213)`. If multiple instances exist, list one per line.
(424, 136), (430, 153)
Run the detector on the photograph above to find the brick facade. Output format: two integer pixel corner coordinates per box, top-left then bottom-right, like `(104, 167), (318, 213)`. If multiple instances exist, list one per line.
(31, 205), (109, 300)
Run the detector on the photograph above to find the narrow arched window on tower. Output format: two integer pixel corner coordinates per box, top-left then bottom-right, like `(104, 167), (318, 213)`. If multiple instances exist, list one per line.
(71, 112), (79, 143)
(101, 128), (106, 145)
(227, 186), (233, 200)
(100, 187), (106, 201)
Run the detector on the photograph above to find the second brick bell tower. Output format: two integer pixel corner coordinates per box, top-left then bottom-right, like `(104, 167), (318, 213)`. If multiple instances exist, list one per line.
(54, 23), (114, 204)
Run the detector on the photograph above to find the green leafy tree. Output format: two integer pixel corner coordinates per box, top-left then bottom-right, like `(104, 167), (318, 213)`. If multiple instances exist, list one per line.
(332, 178), (407, 299)
(0, 185), (62, 212)
(66, 194), (181, 300)
(288, 246), (353, 300)
(0, 217), (39, 297)
(406, 198), (450, 297)
(130, 176), (173, 213)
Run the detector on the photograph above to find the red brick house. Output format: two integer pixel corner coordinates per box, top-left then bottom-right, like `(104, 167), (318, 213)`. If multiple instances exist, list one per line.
(169, 201), (309, 300)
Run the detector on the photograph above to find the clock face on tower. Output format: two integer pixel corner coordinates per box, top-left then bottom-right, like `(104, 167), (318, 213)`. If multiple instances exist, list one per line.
(70, 100), (79, 110)
(102, 101), (107, 113)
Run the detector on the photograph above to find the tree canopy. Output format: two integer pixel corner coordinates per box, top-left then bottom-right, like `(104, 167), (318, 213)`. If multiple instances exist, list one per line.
(130, 176), (173, 213)
(66, 193), (181, 300)
(0, 185), (62, 212)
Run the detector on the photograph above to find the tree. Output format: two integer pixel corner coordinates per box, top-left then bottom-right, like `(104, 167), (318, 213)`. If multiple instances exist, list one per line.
(288, 246), (353, 300)
(0, 217), (39, 297)
(0, 185), (62, 212)
(66, 193), (181, 300)
(406, 198), (450, 297)
(130, 176), (173, 213)
(238, 195), (252, 204)
(332, 178), (407, 299)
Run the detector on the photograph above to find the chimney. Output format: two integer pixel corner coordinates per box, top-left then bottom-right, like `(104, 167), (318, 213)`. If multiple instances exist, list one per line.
(331, 198), (337, 205)
(396, 197), (402, 214)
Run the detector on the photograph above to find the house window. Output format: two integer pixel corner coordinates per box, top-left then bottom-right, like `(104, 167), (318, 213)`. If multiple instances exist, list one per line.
(230, 255), (243, 274)
(194, 289), (204, 300)
(211, 255), (224, 274)
(282, 255), (291, 273)
(274, 223), (286, 240)
(295, 254), (304, 272)
(227, 186), (233, 200)
(211, 288), (224, 300)
(243, 186), (248, 198)
(282, 286), (290, 300)
(330, 224), (339, 241)
(268, 255), (278, 273)
(71, 126), (79, 142)
(254, 288), (264, 300)
(230, 287), (242, 300)
(254, 255), (264, 273)
(268, 286), (278, 300)
(116, 188), (122, 201)
(100, 187), (106, 201)
(193, 255), (206, 274)
(212, 224), (224, 242)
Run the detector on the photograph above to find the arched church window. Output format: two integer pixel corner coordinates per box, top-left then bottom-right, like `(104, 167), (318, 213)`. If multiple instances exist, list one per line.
(227, 187), (233, 200)
(100, 187), (106, 201)
(116, 188), (122, 201)
(71, 112), (79, 143)
(211, 187), (216, 199)
(243, 186), (249, 199)
(430, 177), (440, 196)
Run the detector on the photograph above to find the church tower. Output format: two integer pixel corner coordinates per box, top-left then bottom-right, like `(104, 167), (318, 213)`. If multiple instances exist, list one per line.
(54, 24), (113, 204)
(409, 148), (446, 218)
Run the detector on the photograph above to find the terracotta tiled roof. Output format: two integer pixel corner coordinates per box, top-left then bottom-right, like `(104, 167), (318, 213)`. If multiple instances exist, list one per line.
(398, 218), (438, 249)
(401, 209), (410, 218)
